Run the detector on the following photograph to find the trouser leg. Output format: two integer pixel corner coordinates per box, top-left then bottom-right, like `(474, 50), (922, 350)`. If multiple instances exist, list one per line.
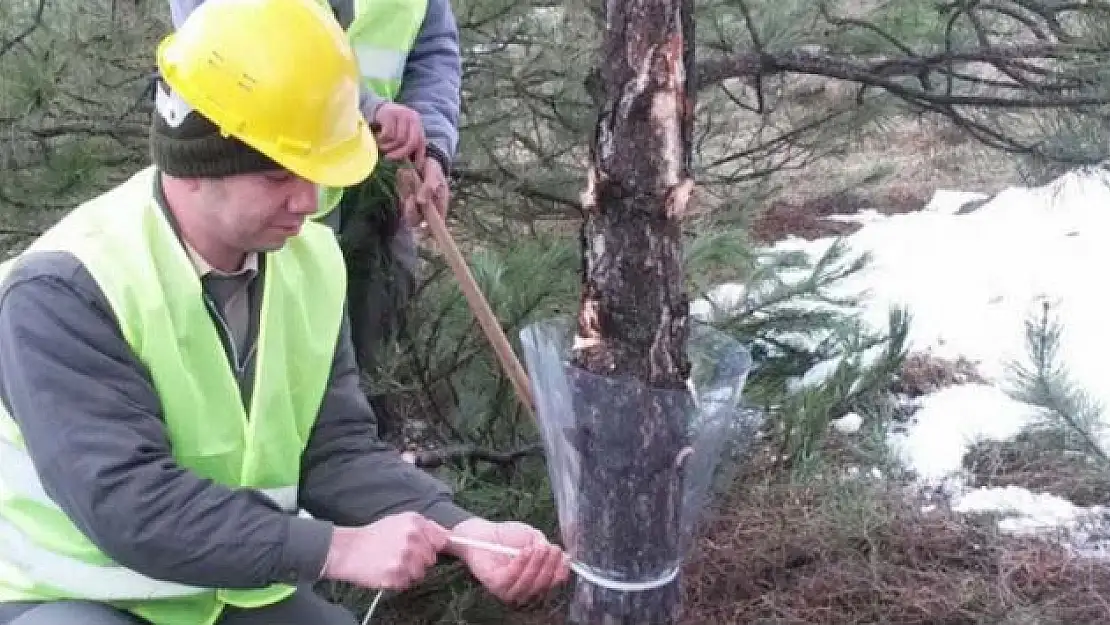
(325, 179), (419, 442)
(217, 586), (357, 625)
(345, 219), (418, 374)
(0, 589), (357, 625)
(0, 601), (148, 625)
(323, 186), (417, 372)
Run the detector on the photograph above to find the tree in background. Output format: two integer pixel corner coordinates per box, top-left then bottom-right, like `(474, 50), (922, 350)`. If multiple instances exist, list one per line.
(10, 0), (1110, 240)
(453, 0), (1110, 234)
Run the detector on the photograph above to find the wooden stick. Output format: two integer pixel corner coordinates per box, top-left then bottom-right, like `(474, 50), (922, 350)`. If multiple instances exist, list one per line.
(420, 203), (536, 414)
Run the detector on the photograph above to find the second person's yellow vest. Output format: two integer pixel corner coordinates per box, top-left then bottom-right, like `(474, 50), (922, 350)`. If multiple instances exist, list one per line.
(316, 0), (430, 217)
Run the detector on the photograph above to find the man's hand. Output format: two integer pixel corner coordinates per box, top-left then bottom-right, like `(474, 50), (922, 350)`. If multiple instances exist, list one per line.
(321, 512), (449, 590)
(396, 157), (450, 228)
(448, 518), (569, 605)
(372, 102), (427, 166)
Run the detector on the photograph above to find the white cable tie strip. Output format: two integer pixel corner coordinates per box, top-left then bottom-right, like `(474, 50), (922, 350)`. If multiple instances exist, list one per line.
(568, 561), (680, 592)
(447, 535), (523, 558)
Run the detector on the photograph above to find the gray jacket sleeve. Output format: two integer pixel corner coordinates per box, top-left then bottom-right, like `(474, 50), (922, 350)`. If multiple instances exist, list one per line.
(298, 314), (473, 529)
(0, 252), (332, 589)
(166, 0), (202, 27)
(399, 0), (462, 170)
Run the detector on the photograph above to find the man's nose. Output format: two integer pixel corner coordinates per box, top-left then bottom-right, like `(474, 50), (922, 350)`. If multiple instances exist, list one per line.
(288, 179), (318, 215)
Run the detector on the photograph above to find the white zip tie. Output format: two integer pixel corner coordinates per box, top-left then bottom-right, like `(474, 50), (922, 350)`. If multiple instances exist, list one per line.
(569, 561), (681, 592)
(446, 535), (681, 592)
(447, 535), (522, 557)
(360, 589), (384, 625)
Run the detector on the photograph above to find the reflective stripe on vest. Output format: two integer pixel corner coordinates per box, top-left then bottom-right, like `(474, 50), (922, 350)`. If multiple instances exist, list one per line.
(0, 167), (346, 625)
(0, 519), (208, 601)
(0, 439), (299, 516)
(348, 0), (427, 100)
(353, 45), (408, 84)
(313, 0), (428, 219)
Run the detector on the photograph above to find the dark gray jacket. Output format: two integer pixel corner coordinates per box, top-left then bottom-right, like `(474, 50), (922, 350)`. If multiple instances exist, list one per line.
(0, 180), (471, 590)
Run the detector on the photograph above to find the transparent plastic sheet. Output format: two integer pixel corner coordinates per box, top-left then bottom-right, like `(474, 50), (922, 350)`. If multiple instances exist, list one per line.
(519, 316), (759, 592)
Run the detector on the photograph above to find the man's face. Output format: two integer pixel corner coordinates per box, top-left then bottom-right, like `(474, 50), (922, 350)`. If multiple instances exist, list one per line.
(196, 170), (318, 254)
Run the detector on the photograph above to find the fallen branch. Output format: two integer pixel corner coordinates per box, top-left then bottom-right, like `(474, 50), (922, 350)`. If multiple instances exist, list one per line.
(0, 225), (45, 237)
(452, 166), (583, 214)
(402, 443), (544, 469)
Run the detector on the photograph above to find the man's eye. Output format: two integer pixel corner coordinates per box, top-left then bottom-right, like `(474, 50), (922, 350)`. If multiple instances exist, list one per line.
(265, 172), (294, 183)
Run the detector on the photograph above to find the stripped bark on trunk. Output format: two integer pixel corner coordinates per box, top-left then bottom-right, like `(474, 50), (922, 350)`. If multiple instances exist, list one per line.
(568, 0), (696, 622)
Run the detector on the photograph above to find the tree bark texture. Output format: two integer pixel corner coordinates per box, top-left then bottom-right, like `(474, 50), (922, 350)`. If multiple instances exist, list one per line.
(569, 0), (695, 622)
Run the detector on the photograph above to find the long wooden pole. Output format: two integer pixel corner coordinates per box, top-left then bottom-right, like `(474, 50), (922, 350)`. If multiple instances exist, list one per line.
(419, 201), (536, 415)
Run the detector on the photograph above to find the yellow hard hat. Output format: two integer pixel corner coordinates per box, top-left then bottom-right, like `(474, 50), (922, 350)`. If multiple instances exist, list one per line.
(155, 0), (376, 188)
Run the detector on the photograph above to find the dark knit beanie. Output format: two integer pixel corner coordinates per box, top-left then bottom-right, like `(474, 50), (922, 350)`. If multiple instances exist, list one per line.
(150, 81), (283, 178)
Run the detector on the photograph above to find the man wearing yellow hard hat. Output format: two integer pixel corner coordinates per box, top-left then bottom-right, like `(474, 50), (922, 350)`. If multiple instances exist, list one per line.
(0, 1), (567, 624)
(168, 0), (464, 437)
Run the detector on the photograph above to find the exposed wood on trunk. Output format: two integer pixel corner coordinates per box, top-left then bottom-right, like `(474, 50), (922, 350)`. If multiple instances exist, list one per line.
(568, 0), (696, 622)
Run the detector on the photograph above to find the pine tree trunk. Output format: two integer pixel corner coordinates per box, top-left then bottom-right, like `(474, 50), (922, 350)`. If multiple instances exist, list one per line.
(568, 0), (696, 623)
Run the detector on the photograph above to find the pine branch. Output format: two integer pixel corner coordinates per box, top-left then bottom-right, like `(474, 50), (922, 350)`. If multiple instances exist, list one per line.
(452, 166), (583, 213)
(0, 0), (46, 59)
(772, 307), (909, 474)
(697, 45), (1109, 108)
(1005, 301), (1110, 464)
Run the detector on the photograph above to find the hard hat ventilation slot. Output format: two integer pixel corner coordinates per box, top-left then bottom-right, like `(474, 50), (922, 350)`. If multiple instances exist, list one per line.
(277, 136), (311, 156)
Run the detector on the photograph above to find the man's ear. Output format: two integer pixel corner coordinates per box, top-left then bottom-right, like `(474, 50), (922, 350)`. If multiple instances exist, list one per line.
(160, 172), (206, 199)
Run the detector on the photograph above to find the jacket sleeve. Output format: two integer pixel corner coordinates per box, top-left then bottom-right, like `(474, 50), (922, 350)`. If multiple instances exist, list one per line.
(398, 0), (462, 171)
(0, 254), (333, 589)
(297, 314), (474, 530)
(165, 0), (203, 27)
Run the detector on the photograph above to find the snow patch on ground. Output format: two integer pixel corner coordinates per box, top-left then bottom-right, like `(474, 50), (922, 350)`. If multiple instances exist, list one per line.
(772, 186), (1105, 391)
(886, 384), (1039, 481)
(831, 412), (863, 434)
(695, 166), (1110, 549)
(689, 282), (747, 322)
(953, 486), (1101, 535)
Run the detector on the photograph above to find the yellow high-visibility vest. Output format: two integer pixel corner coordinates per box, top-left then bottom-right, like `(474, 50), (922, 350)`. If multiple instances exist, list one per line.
(0, 166), (346, 625)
